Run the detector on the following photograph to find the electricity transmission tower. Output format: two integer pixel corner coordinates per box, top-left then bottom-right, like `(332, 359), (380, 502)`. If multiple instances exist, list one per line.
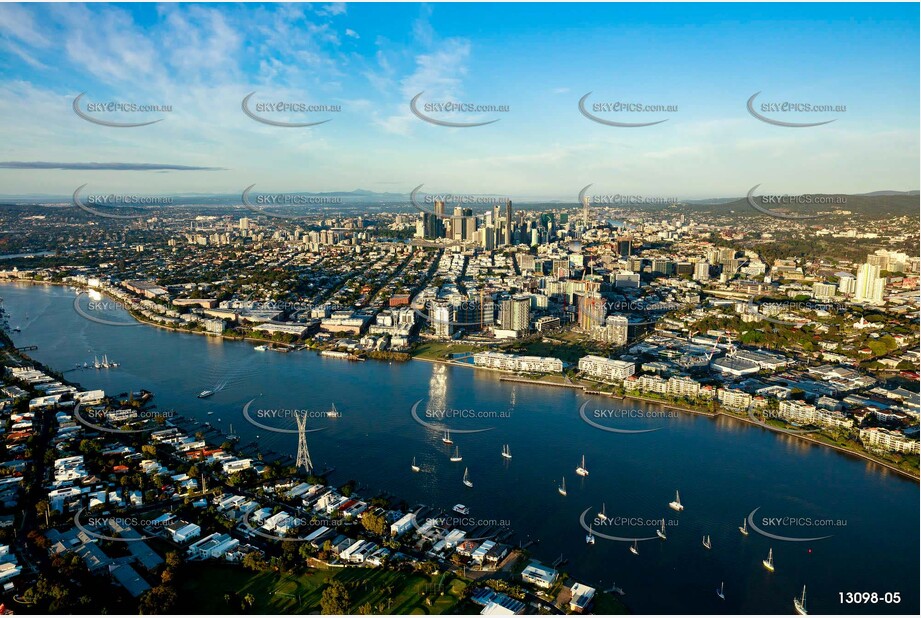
(294, 412), (313, 474)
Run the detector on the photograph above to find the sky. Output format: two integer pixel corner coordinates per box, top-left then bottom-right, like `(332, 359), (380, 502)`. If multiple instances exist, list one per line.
(0, 2), (918, 201)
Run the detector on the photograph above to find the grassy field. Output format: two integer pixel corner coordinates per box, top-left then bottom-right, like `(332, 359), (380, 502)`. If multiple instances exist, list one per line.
(412, 341), (481, 360)
(178, 564), (470, 615)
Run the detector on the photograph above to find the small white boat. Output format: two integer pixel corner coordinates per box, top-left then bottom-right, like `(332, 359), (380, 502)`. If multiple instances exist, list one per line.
(441, 431), (453, 445)
(575, 454), (589, 477)
(739, 518), (749, 536)
(558, 477), (567, 496)
(629, 539), (639, 555)
(702, 534), (711, 550)
(449, 446), (462, 462)
(656, 520), (667, 540)
(198, 390), (215, 399)
(716, 581), (725, 600)
(453, 504), (469, 515)
(326, 403), (341, 418)
(411, 457), (420, 472)
(207, 411), (214, 416)
(794, 585), (808, 615)
(585, 524), (595, 544)
(668, 490), (684, 511)
(463, 467), (473, 488)
(763, 547), (775, 572)
(254, 344), (268, 351)
(502, 444), (512, 459)
(597, 503), (607, 522)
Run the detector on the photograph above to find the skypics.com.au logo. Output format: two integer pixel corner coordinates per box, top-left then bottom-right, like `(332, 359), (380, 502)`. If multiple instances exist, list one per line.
(408, 509), (509, 543)
(578, 402), (678, 435)
(73, 291), (141, 328)
(241, 185), (344, 219)
(241, 92), (341, 127)
(73, 184), (173, 220)
(241, 511), (349, 543)
(409, 184), (510, 219)
(746, 185), (845, 220)
(242, 399), (335, 435)
(410, 92), (509, 128)
(410, 400), (509, 435)
(73, 508), (172, 542)
(578, 507), (673, 543)
(578, 92), (676, 127)
(747, 92), (845, 128)
(73, 405), (175, 434)
(745, 507), (844, 542)
(73, 92), (171, 127)
(578, 184), (678, 208)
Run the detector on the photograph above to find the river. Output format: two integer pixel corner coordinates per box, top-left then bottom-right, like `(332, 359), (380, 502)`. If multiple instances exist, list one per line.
(1, 282), (918, 615)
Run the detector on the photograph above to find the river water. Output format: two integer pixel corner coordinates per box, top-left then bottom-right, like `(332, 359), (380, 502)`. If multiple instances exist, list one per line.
(1, 283), (918, 614)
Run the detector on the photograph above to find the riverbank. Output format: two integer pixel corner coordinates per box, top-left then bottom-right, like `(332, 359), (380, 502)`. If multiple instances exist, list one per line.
(413, 350), (919, 481)
(6, 279), (919, 480)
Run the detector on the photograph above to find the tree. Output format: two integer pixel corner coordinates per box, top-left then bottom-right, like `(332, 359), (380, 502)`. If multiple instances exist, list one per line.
(320, 581), (350, 615)
(139, 584), (179, 614)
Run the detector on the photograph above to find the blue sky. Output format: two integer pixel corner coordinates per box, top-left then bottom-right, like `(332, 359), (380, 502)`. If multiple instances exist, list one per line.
(0, 2), (917, 200)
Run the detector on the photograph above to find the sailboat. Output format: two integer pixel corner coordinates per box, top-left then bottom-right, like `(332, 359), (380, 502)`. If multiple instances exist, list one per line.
(656, 519), (667, 540)
(597, 503), (607, 522)
(762, 547), (775, 572)
(739, 518), (749, 536)
(716, 581), (725, 600)
(558, 477), (567, 496)
(411, 457), (421, 472)
(702, 534), (712, 550)
(463, 467), (473, 488)
(449, 446), (463, 462)
(441, 431), (453, 445)
(326, 403), (341, 418)
(227, 424), (239, 441)
(794, 585), (808, 615)
(629, 539), (639, 555)
(93, 356), (101, 369)
(585, 524), (595, 544)
(668, 490), (684, 511)
(575, 454), (589, 476)
(501, 444), (512, 459)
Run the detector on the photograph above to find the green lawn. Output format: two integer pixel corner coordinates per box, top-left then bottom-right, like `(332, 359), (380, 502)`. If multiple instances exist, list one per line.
(178, 564), (471, 615)
(412, 341), (480, 360)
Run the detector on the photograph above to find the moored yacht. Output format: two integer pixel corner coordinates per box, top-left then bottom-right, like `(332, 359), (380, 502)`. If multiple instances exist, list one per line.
(668, 490), (684, 511)
(794, 585), (808, 615)
(763, 547), (775, 572)
(575, 454), (589, 476)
